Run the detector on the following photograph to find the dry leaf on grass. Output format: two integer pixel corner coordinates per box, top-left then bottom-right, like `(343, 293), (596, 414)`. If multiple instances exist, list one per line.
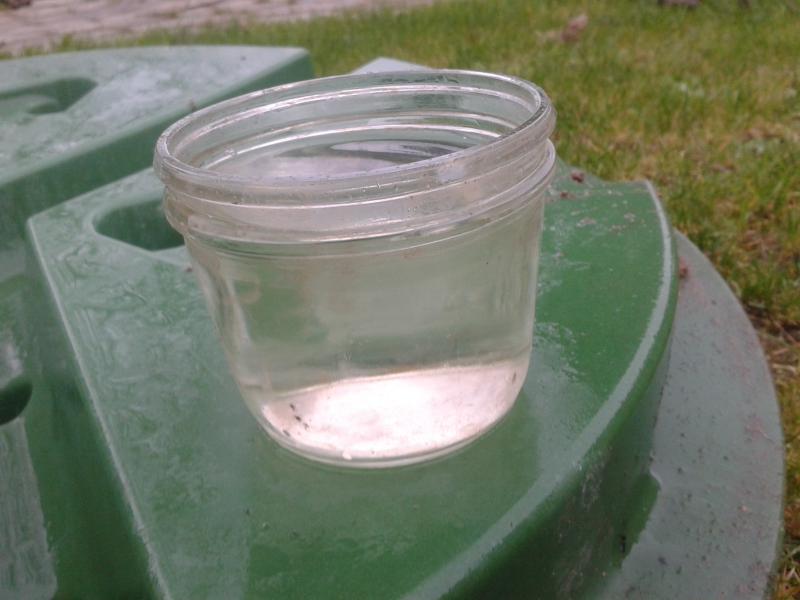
(539, 13), (589, 44)
(561, 14), (589, 43)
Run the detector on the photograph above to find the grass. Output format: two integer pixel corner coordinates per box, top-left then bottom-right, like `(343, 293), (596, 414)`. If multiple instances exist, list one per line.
(15, 0), (800, 596)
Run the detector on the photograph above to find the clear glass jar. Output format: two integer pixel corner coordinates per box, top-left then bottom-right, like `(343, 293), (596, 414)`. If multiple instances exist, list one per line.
(154, 70), (556, 467)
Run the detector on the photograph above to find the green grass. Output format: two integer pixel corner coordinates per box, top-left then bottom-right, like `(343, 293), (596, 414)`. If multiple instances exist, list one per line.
(22, 0), (800, 596)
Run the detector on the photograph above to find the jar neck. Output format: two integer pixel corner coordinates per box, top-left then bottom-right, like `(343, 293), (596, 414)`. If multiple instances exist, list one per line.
(155, 70), (556, 245)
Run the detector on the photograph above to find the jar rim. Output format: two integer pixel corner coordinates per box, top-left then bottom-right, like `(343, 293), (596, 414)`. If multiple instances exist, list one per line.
(154, 70), (554, 198)
(154, 69), (556, 244)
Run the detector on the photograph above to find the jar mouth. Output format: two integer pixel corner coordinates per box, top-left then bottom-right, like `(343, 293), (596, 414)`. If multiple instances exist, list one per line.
(154, 70), (556, 244)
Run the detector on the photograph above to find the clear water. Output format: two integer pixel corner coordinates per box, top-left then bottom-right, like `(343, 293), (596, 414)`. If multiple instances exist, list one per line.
(187, 138), (543, 466)
(211, 138), (469, 179)
(243, 355), (529, 465)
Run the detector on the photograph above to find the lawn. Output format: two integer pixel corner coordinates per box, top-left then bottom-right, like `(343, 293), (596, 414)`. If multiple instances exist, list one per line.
(34, 0), (800, 596)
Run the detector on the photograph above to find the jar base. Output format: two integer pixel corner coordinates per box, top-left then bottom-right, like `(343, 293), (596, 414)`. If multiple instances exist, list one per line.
(243, 354), (529, 468)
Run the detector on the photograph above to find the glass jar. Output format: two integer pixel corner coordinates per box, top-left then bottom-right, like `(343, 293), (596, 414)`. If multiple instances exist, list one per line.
(154, 70), (556, 467)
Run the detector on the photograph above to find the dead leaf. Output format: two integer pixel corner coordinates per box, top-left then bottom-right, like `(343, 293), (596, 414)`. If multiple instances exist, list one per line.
(561, 14), (589, 43)
(679, 258), (690, 280)
(785, 503), (800, 539)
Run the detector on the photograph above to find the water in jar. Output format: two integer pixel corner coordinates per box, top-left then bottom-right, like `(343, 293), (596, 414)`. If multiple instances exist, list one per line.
(187, 194), (542, 467)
